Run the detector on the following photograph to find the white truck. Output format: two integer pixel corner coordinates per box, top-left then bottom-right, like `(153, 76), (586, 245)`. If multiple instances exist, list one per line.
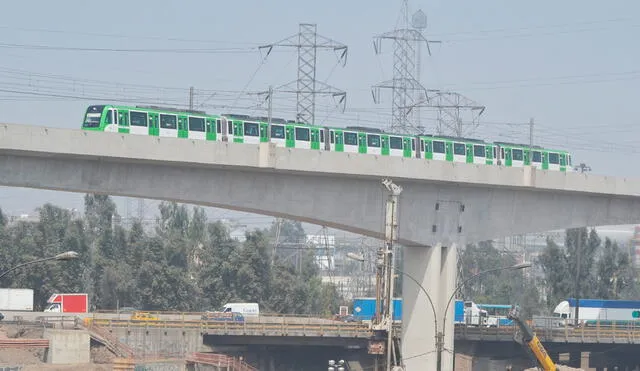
(0, 288), (34, 311)
(220, 303), (259, 318)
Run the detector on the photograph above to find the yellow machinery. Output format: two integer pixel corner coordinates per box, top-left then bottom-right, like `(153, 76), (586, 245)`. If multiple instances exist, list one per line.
(130, 311), (160, 321)
(508, 305), (558, 371)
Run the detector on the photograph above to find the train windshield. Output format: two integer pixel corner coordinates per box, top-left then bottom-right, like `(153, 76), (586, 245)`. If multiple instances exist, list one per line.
(83, 105), (105, 128)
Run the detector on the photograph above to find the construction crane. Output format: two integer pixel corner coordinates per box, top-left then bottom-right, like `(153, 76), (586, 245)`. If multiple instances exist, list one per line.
(508, 305), (558, 371)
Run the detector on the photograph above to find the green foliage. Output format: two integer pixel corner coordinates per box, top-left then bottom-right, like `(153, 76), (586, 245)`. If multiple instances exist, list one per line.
(537, 227), (637, 312)
(0, 198), (343, 315)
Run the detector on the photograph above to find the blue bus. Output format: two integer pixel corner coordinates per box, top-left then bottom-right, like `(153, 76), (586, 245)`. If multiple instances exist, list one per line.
(477, 303), (513, 327)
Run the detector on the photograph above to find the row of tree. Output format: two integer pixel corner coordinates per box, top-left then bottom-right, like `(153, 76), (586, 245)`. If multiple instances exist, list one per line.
(0, 195), (341, 315)
(459, 227), (638, 317)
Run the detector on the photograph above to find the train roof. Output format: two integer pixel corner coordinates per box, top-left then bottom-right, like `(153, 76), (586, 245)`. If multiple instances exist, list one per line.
(421, 134), (488, 144)
(135, 105), (207, 115)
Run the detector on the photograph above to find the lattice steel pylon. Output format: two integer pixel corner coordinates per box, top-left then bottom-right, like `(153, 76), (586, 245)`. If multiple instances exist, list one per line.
(372, 1), (440, 135)
(406, 91), (486, 137)
(260, 23), (347, 125)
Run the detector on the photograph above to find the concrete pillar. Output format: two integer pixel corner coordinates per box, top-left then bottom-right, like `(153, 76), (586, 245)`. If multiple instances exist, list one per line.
(402, 244), (442, 370)
(439, 244), (457, 370)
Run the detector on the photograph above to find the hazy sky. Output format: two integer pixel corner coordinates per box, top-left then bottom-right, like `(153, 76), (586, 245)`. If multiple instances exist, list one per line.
(0, 0), (638, 220)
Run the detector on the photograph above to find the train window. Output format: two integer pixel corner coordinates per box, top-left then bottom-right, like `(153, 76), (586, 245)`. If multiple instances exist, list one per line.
(453, 143), (465, 155)
(412, 139), (415, 151)
(130, 111), (148, 127)
(320, 130), (324, 143)
(548, 153), (559, 164)
(532, 151), (541, 162)
(295, 127), (310, 141)
(244, 122), (259, 137)
(105, 110), (112, 124)
(216, 119), (221, 133)
(271, 125), (285, 139)
(512, 149), (523, 161)
(567, 154), (572, 166)
(160, 114), (177, 129)
(367, 134), (381, 147)
(389, 137), (403, 150)
(330, 131), (335, 144)
(344, 132), (358, 145)
(473, 145), (485, 157)
(500, 148), (505, 159)
(228, 121), (233, 134)
(189, 117), (205, 132)
(560, 155), (566, 166)
(432, 141), (445, 153)
(493, 147), (497, 159)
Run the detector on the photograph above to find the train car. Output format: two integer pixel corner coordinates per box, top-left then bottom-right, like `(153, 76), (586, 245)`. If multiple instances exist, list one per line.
(327, 126), (416, 158)
(81, 104), (574, 172)
(494, 142), (572, 171)
(419, 135), (497, 165)
(553, 298), (640, 326)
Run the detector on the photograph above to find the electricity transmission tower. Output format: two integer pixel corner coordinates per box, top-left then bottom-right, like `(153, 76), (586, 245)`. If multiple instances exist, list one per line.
(261, 23), (348, 125)
(406, 91), (486, 137)
(371, 1), (440, 134)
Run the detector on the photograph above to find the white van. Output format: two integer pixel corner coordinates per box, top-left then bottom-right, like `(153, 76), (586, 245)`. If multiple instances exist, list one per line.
(221, 303), (259, 318)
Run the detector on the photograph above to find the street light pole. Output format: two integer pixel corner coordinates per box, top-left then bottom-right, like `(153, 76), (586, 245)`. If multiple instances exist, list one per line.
(0, 251), (79, 281)
(346, 253), (531, 371)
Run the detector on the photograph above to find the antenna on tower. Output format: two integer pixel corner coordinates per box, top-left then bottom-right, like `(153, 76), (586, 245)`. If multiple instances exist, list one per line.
(260, 23), (348, 125)
(372, 1), (441, 134)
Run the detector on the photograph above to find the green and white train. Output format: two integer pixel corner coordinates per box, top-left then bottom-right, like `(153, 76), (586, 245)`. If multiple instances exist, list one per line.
(82, 104), (573, 172)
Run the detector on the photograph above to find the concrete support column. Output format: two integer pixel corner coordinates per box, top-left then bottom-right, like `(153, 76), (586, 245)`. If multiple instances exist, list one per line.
(402, 244), (442, 370)
(439, 244), (458, 370)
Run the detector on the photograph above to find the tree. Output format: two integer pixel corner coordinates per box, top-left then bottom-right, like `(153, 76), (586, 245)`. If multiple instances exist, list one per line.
(596, 238), (633, 299)
(538, 227), (600, 310)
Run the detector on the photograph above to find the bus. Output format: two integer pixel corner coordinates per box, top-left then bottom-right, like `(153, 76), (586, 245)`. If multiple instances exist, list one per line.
(477, 303), (513, 327)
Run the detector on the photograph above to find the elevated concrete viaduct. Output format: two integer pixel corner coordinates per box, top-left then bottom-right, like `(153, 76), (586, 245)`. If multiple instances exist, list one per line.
(1, 122), (640, 370)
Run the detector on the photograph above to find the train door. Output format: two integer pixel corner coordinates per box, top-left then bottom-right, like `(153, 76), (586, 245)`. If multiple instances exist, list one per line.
(445, 142), (453, 162)
(216, 119), (223, 141)
(357, 132), (367, 154)
(178, 116), (188, 138)
(485, 146), (493, 165)
(148, 112), (159, 136)
(331, 130), (344, 152)
(293, 126), (311, 149)
(466, 144), (474, 163)
(117, 110), (129, 134)
(559, 153), (567, 172)
(205, 118), (216, 141)
(310, 128), (320, 150)
(504, 148), (513, 167)
(285, 126), (295, 148)
(381, 136), (389, 156)
(404, 137), (415, 158)
(233, 120), (243, 143)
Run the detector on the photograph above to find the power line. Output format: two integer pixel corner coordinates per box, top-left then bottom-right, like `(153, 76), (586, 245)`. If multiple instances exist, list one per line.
(0, 42), (259, 54)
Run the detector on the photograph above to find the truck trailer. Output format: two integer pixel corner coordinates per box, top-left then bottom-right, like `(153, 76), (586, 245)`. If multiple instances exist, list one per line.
(0, 288), (33, 311)
(44, 293), (88, 313)
(351, 297), (402, 322)
(553, 298), (640, 326)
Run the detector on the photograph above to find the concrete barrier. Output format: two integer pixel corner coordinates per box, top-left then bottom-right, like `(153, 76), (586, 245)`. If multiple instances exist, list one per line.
(42, 329), (90, 364)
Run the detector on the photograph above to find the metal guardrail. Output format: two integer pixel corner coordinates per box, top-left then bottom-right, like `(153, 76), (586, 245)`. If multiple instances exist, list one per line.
(86, 317), (374, 338)
(455, 321), (640, 344)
